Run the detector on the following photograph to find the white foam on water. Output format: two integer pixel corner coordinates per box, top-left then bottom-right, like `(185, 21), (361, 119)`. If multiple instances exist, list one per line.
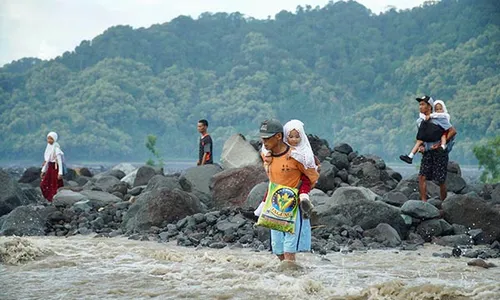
(0, 236), (499, 300)
(0, 237), (53, 265)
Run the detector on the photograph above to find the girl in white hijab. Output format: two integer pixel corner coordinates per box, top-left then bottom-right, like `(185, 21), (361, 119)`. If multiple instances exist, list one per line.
(261, 120), (318, 172)
(283, 119), (318, 170)
(420, 99), (450, 121)
(40, 132), (64, 202)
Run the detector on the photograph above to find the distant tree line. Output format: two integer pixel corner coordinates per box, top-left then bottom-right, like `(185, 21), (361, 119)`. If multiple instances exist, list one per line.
(0, 0), (498, 164)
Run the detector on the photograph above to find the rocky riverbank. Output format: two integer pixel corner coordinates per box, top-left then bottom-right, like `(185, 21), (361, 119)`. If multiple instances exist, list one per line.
(1, 134), (500, 262)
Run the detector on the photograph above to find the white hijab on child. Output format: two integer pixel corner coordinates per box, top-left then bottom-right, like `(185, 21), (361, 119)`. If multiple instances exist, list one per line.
(283, 119), (317, 170)
(44, 131), (63, 161)
(418, 99), (450, 121)
(433, 100), (448, 114)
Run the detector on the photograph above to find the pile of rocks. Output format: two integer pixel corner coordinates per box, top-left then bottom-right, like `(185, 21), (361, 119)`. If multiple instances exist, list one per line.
(1, 134), (499, 260)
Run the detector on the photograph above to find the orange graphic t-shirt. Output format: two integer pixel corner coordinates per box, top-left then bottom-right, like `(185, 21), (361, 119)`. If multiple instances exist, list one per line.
(265, 147), (319, 189)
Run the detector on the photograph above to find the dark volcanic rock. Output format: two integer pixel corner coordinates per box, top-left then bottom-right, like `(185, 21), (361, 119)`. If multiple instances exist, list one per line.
(315, 187), (407, 237)
(363, 223), (401, 247)
(18, 167), (41, 183)
(416, 219), (453, 242)
(382, 191), (408, 207)
(244, 182), (268, 208)
(443, 194), (500, 244)
(316, 161), (339, 192)
(333, 143), (353, 155)
(144, 175), (182, 193)
(180, 165), (223, 195)
(330, 152), (350, 170)
(401, 200), (440, 220)
(0, 205), (54, 236)
(133, 166), (157, 187)
(0, 169), (31, 217)
(123, 188), (203, 232)
(210, 165), (268, 208)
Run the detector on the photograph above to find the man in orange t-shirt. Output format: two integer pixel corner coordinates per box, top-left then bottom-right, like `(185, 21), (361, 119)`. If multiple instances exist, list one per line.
(259, 119), (319, 262)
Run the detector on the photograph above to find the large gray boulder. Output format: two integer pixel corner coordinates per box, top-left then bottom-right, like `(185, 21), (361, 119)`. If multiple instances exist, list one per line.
(416, 219), (453, 242)
(220, 134), (261, 169)
(72, 200), (92, 213)
(109, 181), (129, 196)
(394, 175), (440, 199)
(401, 200), (440, 220)
(363, 223), (402, 247)
(330, 152), (350, 170)
(316, 161), (338, 192)
(310, 188), (328, 197)
(382, 191), (408, 207)
(314, 187), (407, 237)
(447, 161), (462, 176)
(315, 145), (332, 162)
(112, 163), (137, 175)
(356, 162), (382, 187)
(78, 168), (93, 177)
(433, 234), (473, 247)
(18, 167), (41, 184)
(123, 188), (203, 232)
(143, 175), (182, 193)
(0, 169), (31, 217)
(94, 175), (121, 192)
(94, 169), (126, 181)
(19, 184), (43, 205)
(79, 190), (121, 208)
(180, 165), (223, 196)
(53, 190), (88, 207)
(445, 172), (467, 194)
(133, 166), (158, 187)
(0, 205), (53, 236)
(330, 186), (378, 203)
(210, 165), (268, 208)
(121, 169), (138, 186)
(386, 168), (403, 182)
(244, 182), (268, 208)
(369, 182), (394, 196)
(443, 194), (500, 243)
(333, 143), (353, 155)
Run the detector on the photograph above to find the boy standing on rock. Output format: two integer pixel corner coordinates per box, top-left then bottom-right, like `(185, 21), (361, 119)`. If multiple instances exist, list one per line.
(197, 119), (213, 165)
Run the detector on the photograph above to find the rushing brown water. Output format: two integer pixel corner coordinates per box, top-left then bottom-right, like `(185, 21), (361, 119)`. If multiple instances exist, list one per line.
(1, 236), (499, 300)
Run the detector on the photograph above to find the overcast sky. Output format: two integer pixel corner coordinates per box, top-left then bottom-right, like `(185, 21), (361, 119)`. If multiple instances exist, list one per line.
(0, 0), (426, 66)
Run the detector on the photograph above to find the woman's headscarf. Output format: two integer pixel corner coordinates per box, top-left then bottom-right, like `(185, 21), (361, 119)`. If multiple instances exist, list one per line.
(283, 120), (317, 170)
(44, 131), (63, 161)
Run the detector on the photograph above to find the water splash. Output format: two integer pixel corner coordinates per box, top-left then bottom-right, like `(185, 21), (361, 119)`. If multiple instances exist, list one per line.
(0, 237), (53, 265)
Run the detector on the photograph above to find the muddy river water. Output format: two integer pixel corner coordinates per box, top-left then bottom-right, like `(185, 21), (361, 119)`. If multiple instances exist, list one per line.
(1, 236), (499, 299)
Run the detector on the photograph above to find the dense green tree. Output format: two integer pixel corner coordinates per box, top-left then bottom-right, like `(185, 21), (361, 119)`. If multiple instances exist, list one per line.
(473, 136), (500, 183)
(0, 0), (498, 164)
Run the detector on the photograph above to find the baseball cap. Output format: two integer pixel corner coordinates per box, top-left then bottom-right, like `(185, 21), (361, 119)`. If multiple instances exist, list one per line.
(259, 119), (283, 138)
(415, 95), (434, 106)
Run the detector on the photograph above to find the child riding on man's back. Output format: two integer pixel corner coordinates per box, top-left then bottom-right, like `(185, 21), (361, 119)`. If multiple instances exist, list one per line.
(400, 100), (452, 164)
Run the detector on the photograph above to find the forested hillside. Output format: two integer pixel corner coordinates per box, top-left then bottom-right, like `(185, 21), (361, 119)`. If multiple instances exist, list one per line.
(0, 0), (498, 164)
